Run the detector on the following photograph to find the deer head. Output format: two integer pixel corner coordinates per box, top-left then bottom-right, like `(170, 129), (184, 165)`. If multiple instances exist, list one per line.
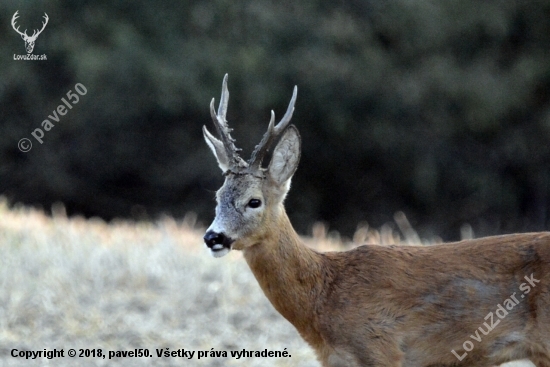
(12, 11), (49, 54)
(203, 75), (300, 257)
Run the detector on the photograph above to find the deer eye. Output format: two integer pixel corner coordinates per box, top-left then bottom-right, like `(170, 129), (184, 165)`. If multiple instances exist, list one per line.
(247, 199), (262, 209)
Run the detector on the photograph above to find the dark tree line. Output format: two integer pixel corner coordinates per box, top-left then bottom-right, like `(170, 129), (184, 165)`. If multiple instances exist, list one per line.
(1, 0), (549, 240)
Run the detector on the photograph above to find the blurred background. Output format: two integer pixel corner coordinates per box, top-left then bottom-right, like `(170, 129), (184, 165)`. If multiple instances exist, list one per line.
(1, 0), (550, 241)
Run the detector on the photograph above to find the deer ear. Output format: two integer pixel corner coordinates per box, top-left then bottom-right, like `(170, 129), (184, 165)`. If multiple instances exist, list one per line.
(268, 125), (301, 186)
(203, 125), (230, 172)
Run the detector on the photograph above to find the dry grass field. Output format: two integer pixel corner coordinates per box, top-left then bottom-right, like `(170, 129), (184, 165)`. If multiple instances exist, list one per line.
(0, 200), (535, 367)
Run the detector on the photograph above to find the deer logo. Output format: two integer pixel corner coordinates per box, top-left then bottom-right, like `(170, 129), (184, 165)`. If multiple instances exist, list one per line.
(11, 11), (49, 54)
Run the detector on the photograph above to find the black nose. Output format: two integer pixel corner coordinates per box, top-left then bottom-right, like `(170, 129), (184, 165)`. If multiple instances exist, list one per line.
(204, 230), (227, 248)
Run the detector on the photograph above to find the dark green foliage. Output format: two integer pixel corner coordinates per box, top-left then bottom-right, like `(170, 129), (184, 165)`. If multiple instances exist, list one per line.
(1, 0), (549, 239)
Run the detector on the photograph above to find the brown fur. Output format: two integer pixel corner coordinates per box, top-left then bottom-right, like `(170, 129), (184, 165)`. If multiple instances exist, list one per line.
(203, 75), (549, 367)
(243, 206), (550, 367)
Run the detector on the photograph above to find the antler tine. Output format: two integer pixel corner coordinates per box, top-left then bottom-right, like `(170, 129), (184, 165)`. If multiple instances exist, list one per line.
(275, 85), (298, 134)
(11, 11), (27, 37)
(218, 74), (229, 120)
(248, 86), (298, 170)
(209, 74), (246, 169)
(31, 13), (49, 39)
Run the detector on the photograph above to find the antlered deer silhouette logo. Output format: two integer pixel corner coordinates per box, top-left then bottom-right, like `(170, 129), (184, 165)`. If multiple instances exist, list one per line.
(11, 11), (49, 54)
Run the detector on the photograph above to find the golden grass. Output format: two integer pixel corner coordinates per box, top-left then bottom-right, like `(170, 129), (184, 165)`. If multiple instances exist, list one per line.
(0, 200), (317, 366)
(0, 200), (534, 367)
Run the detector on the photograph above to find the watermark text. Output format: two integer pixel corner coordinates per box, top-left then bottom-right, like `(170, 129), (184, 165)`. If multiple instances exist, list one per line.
(451, 273), (540, 361)
(18, 83), (87, 152)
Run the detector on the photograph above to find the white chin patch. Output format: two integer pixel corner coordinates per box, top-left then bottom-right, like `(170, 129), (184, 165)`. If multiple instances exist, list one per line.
(205, 243), (231, 258)
(210, 247), (230, 258)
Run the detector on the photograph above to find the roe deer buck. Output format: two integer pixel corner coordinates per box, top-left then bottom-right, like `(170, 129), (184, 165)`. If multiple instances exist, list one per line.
(202, 75), (550, 367)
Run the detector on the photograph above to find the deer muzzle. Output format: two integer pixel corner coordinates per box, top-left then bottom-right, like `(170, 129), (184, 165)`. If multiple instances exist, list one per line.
(203, 230), (234, 257)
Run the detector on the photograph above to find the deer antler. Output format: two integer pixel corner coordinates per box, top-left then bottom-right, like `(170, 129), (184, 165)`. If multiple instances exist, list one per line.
(11, 11), (28, 38)
(209, 74), (248, 170)
(11, 11), (48, 41)
(29, 13), (49, 40)
(248, 86), (298, 170)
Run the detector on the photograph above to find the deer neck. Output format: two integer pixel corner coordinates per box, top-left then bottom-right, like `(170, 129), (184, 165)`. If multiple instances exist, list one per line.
(242, 207), (325, 347)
